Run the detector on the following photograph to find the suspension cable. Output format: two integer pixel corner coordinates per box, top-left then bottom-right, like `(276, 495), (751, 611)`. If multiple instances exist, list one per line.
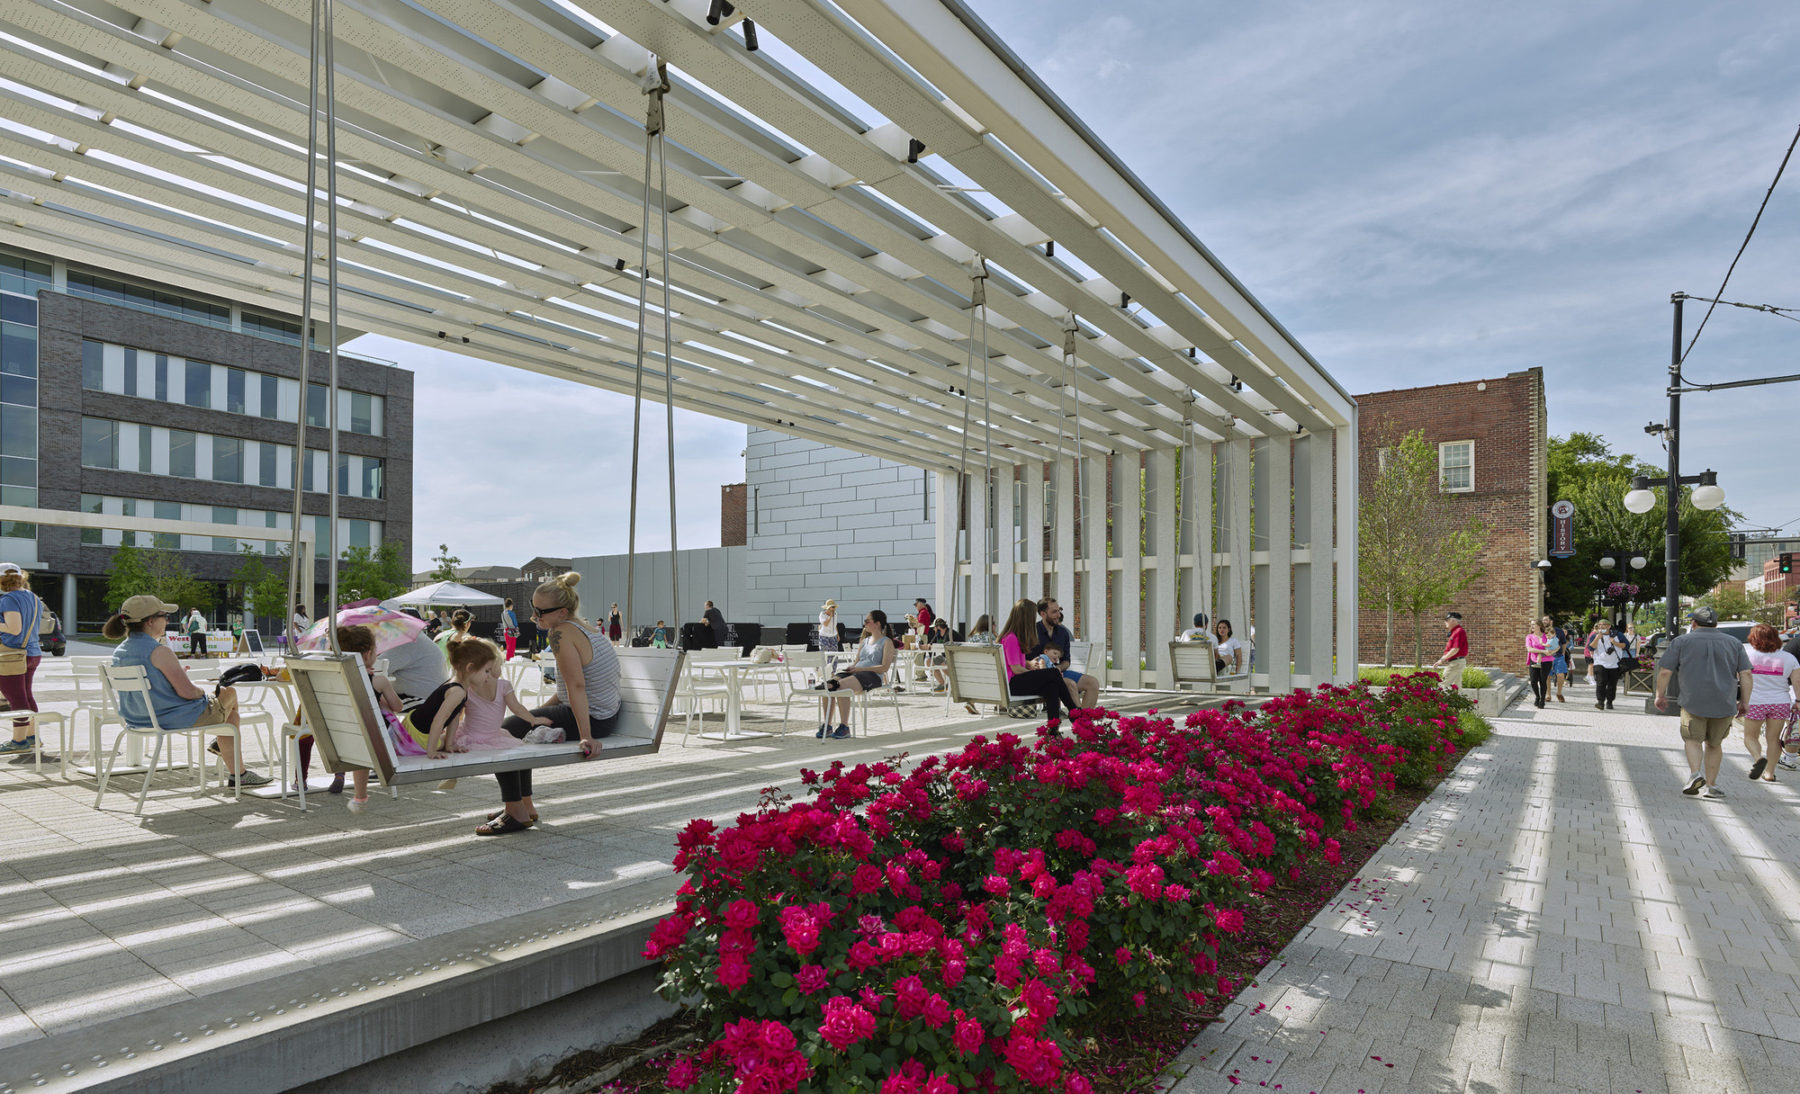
(626, 58), (670, 638)
(285, 0), (322, 656)
(944, 260), (988, 636)
(322, 0), (341, 653)
(1063, 316), (1083, 640)
(973, 257), (992, 626)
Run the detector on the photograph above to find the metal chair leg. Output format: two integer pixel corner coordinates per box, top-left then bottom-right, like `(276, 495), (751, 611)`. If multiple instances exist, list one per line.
(135, 733), (165, 816)
(93, 733), (127, 809)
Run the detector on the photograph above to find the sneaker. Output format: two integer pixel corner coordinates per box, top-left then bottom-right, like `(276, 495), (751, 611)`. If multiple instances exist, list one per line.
(1682, 774), (1705, 796)
(815, 723), (827, 739)
(0, 736), (35, 755)
(346, 797), (369, 813)
(1779, 755), (1797, 771)
(1700, 785), (1727, 800)
(831, 724), (851, 740)
(227, 769), (272, 788)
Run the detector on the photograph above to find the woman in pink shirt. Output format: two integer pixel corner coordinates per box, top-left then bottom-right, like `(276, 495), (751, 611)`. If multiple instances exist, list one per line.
(1525, 619), (1551, 709)
(998, 598), (1068, 722)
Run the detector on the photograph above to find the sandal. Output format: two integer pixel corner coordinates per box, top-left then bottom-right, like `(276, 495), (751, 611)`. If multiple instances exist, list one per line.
(963, 703), (978, 716)
(487, 807), (539, 823)
(475, 813), (534, 836)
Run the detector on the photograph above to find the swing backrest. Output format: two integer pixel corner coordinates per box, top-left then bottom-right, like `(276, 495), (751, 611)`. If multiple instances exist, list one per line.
(1168, 641), (1247, 688)
(945, 644), (1014, 707)
(289, 648), (685, 788)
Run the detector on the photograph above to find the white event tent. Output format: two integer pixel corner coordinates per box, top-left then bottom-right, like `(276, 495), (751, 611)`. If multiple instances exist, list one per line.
(0, 0), (1358, 689)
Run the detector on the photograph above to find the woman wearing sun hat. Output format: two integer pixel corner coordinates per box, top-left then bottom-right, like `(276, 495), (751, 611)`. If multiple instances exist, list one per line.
(102, 594), (269, 788)
(817, 599), (841, 653)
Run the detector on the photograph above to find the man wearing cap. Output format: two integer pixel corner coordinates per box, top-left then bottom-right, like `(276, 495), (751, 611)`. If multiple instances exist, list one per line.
(102, 595), (269, 788)
(1656, 605), (1752, 800)
(1431, 612), (1470, 690)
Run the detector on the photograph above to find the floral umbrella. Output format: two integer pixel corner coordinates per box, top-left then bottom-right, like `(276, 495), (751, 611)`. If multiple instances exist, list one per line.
(296, 605), (427, 655)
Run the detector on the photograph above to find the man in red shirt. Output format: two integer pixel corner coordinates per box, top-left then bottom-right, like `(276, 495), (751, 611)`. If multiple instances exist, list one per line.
(1432, 611), (1469, 689)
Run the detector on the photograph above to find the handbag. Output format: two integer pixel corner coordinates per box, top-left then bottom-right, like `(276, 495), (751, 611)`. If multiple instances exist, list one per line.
(0, 595), (40, 676)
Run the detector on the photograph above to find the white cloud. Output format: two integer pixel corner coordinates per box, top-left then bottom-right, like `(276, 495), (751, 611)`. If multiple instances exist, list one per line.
(347, 335), (745, 571)
(969, 0), (1800, 530)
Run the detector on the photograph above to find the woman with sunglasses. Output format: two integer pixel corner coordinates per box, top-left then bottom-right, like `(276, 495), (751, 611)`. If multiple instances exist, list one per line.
(814, 609), (895, 739)
(481, 571), (619, 835)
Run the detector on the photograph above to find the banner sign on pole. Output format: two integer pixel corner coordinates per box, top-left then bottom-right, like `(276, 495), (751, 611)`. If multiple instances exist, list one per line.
(1549, 500), (1576, 558)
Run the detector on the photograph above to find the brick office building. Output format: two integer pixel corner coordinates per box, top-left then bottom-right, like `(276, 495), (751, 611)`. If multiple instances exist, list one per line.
(3, 246), (413, 631)
(1356, 368), (1547, 675)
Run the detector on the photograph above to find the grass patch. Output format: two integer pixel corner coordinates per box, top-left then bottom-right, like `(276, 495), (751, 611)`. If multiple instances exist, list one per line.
(1359, 665), (1492, 689)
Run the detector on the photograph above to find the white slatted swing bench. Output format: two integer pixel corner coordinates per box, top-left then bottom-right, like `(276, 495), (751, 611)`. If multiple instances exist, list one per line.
(1168, 641), (1252, 695)
(944, 644), (1037, 716)
(287, 648), (684, 789)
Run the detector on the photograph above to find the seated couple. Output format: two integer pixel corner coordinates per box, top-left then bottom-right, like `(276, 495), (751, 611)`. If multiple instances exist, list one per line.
(994, 596), (1097, 722)
(1176, 613), (1246, 674)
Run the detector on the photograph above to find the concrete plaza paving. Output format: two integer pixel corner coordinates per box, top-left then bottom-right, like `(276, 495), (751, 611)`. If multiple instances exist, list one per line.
(0, 652), (1090, 1058)
(1168, 680), (1800, 1094)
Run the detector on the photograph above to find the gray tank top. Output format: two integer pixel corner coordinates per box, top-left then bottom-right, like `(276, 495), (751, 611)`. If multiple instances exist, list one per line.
(556, 618), (621, 720)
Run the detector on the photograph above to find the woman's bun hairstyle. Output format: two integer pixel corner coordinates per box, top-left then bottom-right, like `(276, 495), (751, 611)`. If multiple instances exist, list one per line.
(451, 608), (472, 628)
(533, 571), (582, 617)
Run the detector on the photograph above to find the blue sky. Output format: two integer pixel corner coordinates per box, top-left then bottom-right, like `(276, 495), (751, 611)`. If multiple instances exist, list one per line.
(367, 0), (1800, 570)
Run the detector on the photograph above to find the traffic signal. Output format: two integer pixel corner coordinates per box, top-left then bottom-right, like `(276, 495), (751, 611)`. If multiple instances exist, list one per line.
(1782, 553), (1794, 574)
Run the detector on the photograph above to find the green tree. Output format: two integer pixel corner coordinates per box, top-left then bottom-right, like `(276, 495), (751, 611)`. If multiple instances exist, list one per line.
(1359, 429), (1490, 666)
(105, 540), (152, 609)
(428, 542), (461, 584)
(340, 541), (409, 602)
(144, 549), (213, 617)
(250, 549), (291, 628)
(1542, 433), (1737, 622)
(1698, 586), (1784, 626)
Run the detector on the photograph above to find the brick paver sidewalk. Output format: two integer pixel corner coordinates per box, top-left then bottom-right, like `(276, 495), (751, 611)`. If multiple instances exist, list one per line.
(1167, 692), (1800, 1094)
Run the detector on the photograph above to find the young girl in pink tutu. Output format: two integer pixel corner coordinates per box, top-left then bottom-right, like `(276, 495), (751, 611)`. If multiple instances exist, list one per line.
(407, 636), (557, 786)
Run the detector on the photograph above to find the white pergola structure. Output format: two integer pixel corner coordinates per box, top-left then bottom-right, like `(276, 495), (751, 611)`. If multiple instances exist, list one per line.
(0, 0), (1357, 690)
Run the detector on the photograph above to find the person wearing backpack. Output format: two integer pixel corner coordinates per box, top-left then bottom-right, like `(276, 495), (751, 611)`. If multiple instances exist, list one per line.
(0, 564), (46, 756)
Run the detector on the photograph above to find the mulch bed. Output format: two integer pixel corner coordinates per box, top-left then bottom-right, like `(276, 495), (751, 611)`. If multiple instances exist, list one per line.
(484, 778), (1438, 1094)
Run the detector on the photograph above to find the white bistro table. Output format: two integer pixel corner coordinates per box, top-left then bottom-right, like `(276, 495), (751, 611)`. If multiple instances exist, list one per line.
(692, 659), (788, 741)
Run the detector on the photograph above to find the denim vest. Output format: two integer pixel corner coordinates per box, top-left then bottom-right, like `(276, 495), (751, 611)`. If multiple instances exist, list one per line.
(111, 631), (208, 729)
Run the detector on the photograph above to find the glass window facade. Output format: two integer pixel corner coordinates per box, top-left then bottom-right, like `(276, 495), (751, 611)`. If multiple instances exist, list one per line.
(168, 430), (195, 478)
(65, 270), (232, 330)
(78, 493), (377, 557)
(81, 340), (383, 436)
(0, 253), (52, 298)
(0, 293), (35, 542)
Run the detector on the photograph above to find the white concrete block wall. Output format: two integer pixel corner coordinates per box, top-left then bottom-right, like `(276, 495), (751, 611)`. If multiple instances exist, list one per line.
(744, 426), (938, 631)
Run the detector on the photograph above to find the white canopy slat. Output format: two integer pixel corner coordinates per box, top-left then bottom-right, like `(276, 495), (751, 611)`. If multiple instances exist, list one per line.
(0, 0), (1353, 472)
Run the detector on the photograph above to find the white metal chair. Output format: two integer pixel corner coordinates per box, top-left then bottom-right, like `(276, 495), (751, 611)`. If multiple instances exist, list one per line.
(677, 649), (740, 745)
(95, 664), (241, 815)
(778, 651), (832, 737)
(68, 655), (123, 775)
(789, 650), (904, 739)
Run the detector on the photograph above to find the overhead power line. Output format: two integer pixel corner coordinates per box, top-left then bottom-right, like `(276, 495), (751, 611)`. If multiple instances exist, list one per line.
(1680, 123), (1800, 366)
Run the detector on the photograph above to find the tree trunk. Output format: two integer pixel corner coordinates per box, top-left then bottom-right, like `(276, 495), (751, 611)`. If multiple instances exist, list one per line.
(1383, 598), (1395, 668)
(1412, 614), (1424, 668)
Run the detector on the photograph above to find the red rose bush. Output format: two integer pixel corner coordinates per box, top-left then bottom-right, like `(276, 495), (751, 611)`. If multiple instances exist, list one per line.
(647, 674), (1480, 1092)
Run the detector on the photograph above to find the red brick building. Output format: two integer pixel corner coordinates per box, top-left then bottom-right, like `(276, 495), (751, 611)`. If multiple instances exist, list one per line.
(720, 483), (748, 547)
(1356, 368), (1547, 675)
